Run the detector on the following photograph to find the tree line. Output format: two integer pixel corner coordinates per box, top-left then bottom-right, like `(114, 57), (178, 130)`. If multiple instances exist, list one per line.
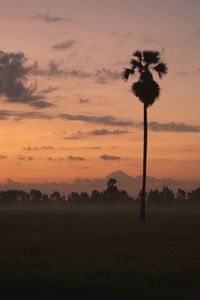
(0, 178), (199, 205)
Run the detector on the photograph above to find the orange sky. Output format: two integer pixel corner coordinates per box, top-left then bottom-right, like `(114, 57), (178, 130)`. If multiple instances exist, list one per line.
(0, 0), (200, 183)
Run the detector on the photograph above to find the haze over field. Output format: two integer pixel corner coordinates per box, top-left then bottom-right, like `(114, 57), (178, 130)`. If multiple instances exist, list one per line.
(0, 0), (199, 185)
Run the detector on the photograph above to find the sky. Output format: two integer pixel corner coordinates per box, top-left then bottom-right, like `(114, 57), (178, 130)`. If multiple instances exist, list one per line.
(0, 0), (199, 184)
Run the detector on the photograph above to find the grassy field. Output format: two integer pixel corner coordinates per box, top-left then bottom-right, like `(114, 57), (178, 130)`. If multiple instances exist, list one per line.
(0, 208), (200, 299)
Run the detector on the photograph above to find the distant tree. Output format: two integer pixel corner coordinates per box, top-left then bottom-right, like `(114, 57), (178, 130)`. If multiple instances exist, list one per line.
(119, 190), (132, 202)
(148, 189), (161, 203)
(188, 187), (200, 203)
(176, 188), (186, 202)
(106, 178), (118, 192)
(42, 194), (49, 204)
(79, 192), (90, 202)
(160, 186), (175, 203)
(68, 192), (80, 203)
(122, 50), (167, 221)
(50, 191), (61, 203)
(30, 189), (43, 203)
(91, 190), (101, 202)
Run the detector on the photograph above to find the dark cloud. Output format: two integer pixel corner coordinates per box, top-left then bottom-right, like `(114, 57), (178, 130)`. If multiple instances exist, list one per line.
(18, 155), (35, 161)
(0, 50), (53, 108)
(68, 155), (86, 161)
(65, 128), (128, 139)
(59, 113), (133, 127)
(32, 13), (71, 23)
(100, 154), (121, 161)
(79, 97), (91, 104)
(148, 122), (200, 132)
(30, 100), (56, 109)
(53, 39), (76, 50)
(0, 155), (6, 160)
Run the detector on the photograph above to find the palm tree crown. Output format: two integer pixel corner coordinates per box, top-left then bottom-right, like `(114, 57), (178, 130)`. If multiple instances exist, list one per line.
(122, 50), (167, 106)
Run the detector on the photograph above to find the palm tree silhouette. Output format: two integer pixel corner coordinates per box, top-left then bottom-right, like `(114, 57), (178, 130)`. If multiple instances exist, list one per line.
(122, 50), (167, 221)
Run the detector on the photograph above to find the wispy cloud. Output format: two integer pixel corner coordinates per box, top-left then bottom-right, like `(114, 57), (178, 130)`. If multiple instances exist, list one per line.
(68, 155), (86, 161)
(32, 61), (121, 84)
(32, 13), (71, 23)
(78, 98), (91, 104)
(100, 154), (121, 161)
(64, 128), (128, 139)
(1, 109), (199, 133)
(23, 146), (56, 151)
(41, 86), (59, 94)
(18, 155), (35, 161)
(148, 122), (200, 132)
(59, 113), (133, 127)
(48, 156), (87, 162)
(53, 39), (76, 50)
(89, 129), (128, 136)
(0, 155), (6, 160)
(23, 145), (101, 151)
(0, 110), (53, 121)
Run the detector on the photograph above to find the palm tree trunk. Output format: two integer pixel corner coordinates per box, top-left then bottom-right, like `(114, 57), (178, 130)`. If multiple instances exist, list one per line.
(140, 104), (148, 221)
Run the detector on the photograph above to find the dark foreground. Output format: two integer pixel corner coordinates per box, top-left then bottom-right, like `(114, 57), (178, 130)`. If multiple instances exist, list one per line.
(0, 208), (200, 299)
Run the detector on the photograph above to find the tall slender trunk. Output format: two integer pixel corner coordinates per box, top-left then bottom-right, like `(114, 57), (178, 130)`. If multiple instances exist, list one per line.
(140, 104), (148, 221)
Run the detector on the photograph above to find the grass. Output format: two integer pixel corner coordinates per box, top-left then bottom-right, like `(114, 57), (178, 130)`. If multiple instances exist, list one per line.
(0, 208), (200, 299)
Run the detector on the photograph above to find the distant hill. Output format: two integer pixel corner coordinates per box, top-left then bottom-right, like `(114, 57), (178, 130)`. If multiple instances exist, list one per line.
(0, 170), (199, 196)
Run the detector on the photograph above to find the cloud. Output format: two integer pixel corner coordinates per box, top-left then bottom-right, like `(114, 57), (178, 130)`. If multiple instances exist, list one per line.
(32, 61), (91, 78)
(68, 155), (86, 161)
(177, 68), (200, 76)
(1, 108), (199, 133)
(18, 155), (35, 161)
(32, 61), (121, 83)
(32, 13), (71, 23)
(194, 29), (200, 35)
(64, 128), (128, 140)
(41, 85), (59, 94)
(100, 154), (121, 161)
(95, 68), (121, 84)
(111, 30), (133, 40)
(30, 100), (56, 109)
(23, 146), (56, 151)
(142, 34), (163, 46)
(89, 129), (128, 136)
(0, 110), (53, 121)
(64, 131), (86, 140)
(148, 122), (200, 132)
(53, 39), (76, 50)
(59, 113), (133, 127)
(0, 155), (6, 160)
(23, 145), (101, 151)
(0, 50), (53, 108)
(79, 97), (91, 104)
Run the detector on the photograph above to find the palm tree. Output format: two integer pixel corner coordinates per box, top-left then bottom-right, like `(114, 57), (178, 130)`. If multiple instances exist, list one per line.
(122, 50), (167, 221)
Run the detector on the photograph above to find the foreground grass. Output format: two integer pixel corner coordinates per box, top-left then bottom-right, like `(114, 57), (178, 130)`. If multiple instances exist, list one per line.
(0, 209), (200, 299)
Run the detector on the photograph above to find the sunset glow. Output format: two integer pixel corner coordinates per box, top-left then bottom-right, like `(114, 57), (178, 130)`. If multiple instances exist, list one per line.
(0, 0), (199, 184)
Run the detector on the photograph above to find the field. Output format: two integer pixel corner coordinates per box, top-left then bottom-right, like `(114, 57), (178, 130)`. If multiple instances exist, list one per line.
(0, 207), (200, 299)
